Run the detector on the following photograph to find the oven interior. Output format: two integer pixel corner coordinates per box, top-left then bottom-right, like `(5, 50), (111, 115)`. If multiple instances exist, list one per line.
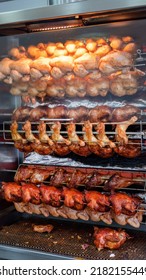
(0, 11), (146, 259)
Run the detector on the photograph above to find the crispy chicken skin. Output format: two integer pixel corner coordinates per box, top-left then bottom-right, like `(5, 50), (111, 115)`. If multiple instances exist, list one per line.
(85, 191), (110, 212)
(93, 227), (129, 250)
(110, 192), (142, 216)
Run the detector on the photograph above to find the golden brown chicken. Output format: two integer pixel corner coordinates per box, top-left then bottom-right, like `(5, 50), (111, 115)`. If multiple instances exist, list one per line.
(99, 50), (133, 75)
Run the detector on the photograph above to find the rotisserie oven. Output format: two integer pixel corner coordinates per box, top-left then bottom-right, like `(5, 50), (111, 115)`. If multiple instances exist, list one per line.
(0, 0), (146, 260)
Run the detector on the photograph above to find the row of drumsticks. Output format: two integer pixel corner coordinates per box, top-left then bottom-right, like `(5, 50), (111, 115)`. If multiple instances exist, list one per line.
(10, 117), (141, 158)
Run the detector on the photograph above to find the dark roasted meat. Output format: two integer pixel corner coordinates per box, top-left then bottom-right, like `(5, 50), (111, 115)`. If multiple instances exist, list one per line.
(104, 174), (136, 191)
(93, 227), (129, 250)
(110, 192), (142, 216)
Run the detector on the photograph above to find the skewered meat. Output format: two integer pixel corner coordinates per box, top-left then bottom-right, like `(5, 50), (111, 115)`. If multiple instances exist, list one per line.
(110, 192), (142, 216)
(22, 121), (39, 143)
(2, 182), (22, 202)
(21, 183), (40, 205)
(86, 76), (109, 97)
(47, 105), (68, 120)
(62, 187), (85, 210)
(30, 57), (51, 80)
(85, 171), (104, 188)
(28, 80), (48, 99)
(85, 191), (110, 212)
(88, 105), (112, 123)
(67, 106), (89, 122)
(11, 104), (140, 123)
(27, 44), (48, 59)
(65, 76), (87, 97)
(74, 53), (100, 70)
(115, 116), (138, 145)
(46, 79), (65, 98)
(30, 168), (52, 184)
(64, 170), (87, 188)
(110, 72), (138, 96)
(51, 122), (70, 145)
(93, 227), (129, 250)
(0, 58), (13, 82)
(49, 56), (74, 73)
(29, 105), (48, 121)
(10, 58), (32, 81)
(83, 120), (100, 146)
(49, 168), (64, 187)
(8, 46), (27, 60)
(104, 174), (137, 191)
(31, 142), (53, 155)
(10, 121), (26, 143)
(112, 105), (140, 122)
(10, 81), (28, 96)
(14, 165), (34, 182)
(94, 122), (115, 148)
(40, 185), (62, 207)
(38, 121), (53, 146)
(99, 50), (133, 74)
(83, 121), (114, 158)
(67, 122), (91, 156)
(51, 121), (70, 156)
(32, 224), (54, 233)
(94, 44), (111, 57)
(114, 141), (141, 158)
(12, 106), (32, 121)
(67, 123), (84, 146)
(14, 142), (33, 153)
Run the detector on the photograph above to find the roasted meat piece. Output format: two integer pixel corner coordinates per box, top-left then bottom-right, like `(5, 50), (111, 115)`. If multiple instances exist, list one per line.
(99, 50), (133, 75)
(85, 171), (104, 188)
(2, 182), (22, 202)
(93, 227), (129, 250)
(49, 168), (64, 187)
(62, 187), (85, 210)
(29, 105), (48, 121)
(112, 105), (140, 122)
(110, 192), (142, 216)
(88, 105), (112, 123)
(14, 165), (34, 182)
(104, 174), (135, 191)
(85, 191), (110, 212)
(14, 141), (33, 153)
(32, 224), (54, 233)
(31, 142), (53, 155)
(115, 116), (138, 145)
(40, 185), (62, 207)
(21, 183), (40, 205)
(12, 106), (32, 121)
(114, 141), (141, 158)
(67, 106), (89, 122)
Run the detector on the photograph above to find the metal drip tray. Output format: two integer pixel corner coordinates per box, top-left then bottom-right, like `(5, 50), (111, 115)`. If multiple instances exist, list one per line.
(0, 214), (146, 260)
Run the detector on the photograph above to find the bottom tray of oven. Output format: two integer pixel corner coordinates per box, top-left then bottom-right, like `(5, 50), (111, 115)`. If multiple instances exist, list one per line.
(0, 211), (145, 260)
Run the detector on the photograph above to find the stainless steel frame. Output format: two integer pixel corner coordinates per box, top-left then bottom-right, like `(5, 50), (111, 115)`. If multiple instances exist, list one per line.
(0, 0), (146, 26)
